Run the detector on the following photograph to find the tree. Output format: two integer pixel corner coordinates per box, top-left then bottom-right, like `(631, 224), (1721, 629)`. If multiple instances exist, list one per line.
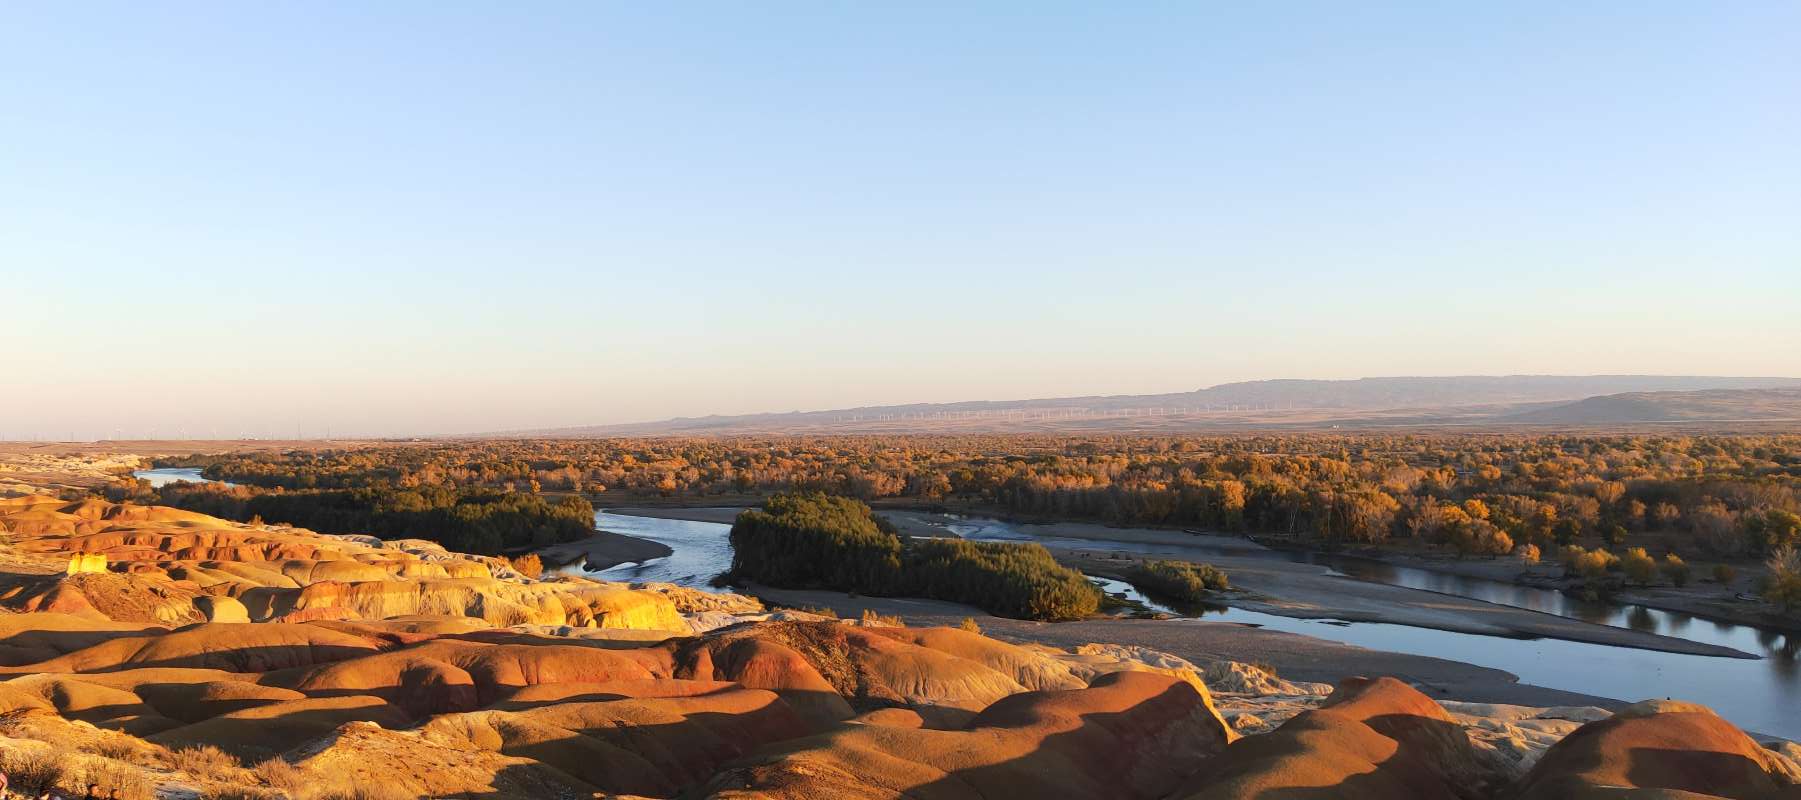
(1605, 524), (1628, 547)
(1763, 546), (1801, 616)
(1554, 518), (1583, 546)
(1743, 510), (1801, 555)
(1713, 564), (1737, 586)
(1621, 547), (1656, 586)
(1518, 543), (1541, 565)
(1660, 553), (1690, 587)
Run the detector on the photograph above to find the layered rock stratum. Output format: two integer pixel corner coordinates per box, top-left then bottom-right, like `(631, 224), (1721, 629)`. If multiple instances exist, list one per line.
(0, 495), (1795, 799)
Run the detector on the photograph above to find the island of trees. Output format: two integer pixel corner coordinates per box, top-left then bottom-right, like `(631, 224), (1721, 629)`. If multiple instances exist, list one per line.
(725, 492), (1099, 621)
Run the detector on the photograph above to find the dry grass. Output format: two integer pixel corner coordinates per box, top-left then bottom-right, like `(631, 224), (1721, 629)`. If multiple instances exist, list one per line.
(303, 784), (416, 800)
(507, 553), (544, 579)
(957, 616), (982, 634)
(252, 757), (306, 794)
(201, 789), (279, 800)
(168, 744), (245, 783)
(860, 608), (903, 626)
(70, 756), (157, 800)
(787, 604), (839, 619)
(79, 734), (169, 770)
(0, 748), (68, 794)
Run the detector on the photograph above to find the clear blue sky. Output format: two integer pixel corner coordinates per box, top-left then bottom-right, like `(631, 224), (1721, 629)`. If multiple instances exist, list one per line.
(3, 2), (1797, 438)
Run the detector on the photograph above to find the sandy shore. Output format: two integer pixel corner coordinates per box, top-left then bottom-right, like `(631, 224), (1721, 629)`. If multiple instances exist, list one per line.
(746, 584), (1620, 710)
(535, 528), (672, 570)
(1292, 543), (1801, 636)
(612, 506), (1753, 658)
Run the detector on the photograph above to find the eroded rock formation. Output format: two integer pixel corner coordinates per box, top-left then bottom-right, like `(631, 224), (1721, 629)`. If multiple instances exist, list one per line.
(1, 497), (1795, 800)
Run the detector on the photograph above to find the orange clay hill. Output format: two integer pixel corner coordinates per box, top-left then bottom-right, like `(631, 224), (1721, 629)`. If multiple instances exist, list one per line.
(0, 495), (1796, 799)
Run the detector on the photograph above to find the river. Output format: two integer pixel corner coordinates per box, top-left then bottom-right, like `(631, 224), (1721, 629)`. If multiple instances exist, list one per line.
(132, 467), (238, 488)
(567, 509), (1801, 739)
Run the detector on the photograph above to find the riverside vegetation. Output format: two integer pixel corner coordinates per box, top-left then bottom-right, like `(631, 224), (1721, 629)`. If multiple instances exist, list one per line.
(139, 482), (593, 556)
(129, 433), (1801, 616)
(1128, 559), (1231, 607)
(725, 492), (1100, 620)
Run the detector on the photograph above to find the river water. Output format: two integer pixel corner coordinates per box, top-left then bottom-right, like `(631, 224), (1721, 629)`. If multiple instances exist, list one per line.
(936, 516), (1798, 664)
(568, 510), (1801, 739)
(132, 467), (238, 488)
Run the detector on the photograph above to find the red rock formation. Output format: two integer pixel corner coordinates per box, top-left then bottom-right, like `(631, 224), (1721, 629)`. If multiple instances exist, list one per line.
(1514, 700), (1801, 800)
(1176, 676), (1505, 800)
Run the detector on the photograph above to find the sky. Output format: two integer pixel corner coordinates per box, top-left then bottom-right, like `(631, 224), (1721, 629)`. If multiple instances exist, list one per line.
(2, 2), (1798, 439)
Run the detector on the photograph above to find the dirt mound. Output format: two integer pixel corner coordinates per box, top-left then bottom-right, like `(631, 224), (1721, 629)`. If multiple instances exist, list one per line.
(290, 720), (593, 799)
(0, 612), (156, 665)
(3, 622), (384, 674)
(700, 621), (1036, 722)
(1515, 700), (1801, 799)
(860, 625), (1086, 692)
(269, 639), (676, 715)
(150, 694), (413, 759)
(702, 670), (1231, 799)
(1177, 676), (1505, 800)
(421, 687), (820, 797)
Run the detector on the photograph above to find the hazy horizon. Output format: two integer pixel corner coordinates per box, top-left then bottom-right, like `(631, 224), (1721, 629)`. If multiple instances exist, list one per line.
(6, 3), (1798, 438)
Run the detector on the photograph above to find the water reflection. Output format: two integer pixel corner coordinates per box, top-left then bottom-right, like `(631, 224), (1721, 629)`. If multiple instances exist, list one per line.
(132, 468), (238, 488)
(563, 511), (1801, 739)
(938, 515), (1799, 667)
(552, 511), (735, 591)
(1088, 574), (1226, 619)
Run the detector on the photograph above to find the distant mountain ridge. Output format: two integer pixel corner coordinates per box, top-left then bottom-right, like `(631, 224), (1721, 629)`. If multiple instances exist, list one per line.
(495, 375), (1801, 436)
(1507, 388), (1801, 424)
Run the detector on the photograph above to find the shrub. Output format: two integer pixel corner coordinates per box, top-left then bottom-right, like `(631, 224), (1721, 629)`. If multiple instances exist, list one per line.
(1714, 563), (1738, 585)
(169, 745), (243, 783)
(75, 757), (156, 800)
(1126, 559), (1229, 606)
(1661, 553), (1690, 587)
(301, 781), (416, 800)
(859, 608), (902, 626)
(1, 749), (68, 795)
(80, 736), (159, 766)
(786, 604), (839, 619)
(957, 617), (982, 634)
(202, 790), (277, 800)
(507, 553), (544, 579)
(253, 758), (306, 794)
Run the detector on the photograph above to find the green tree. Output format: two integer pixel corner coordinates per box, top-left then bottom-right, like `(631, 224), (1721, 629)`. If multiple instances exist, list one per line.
(1763, 547), (1801, 616)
